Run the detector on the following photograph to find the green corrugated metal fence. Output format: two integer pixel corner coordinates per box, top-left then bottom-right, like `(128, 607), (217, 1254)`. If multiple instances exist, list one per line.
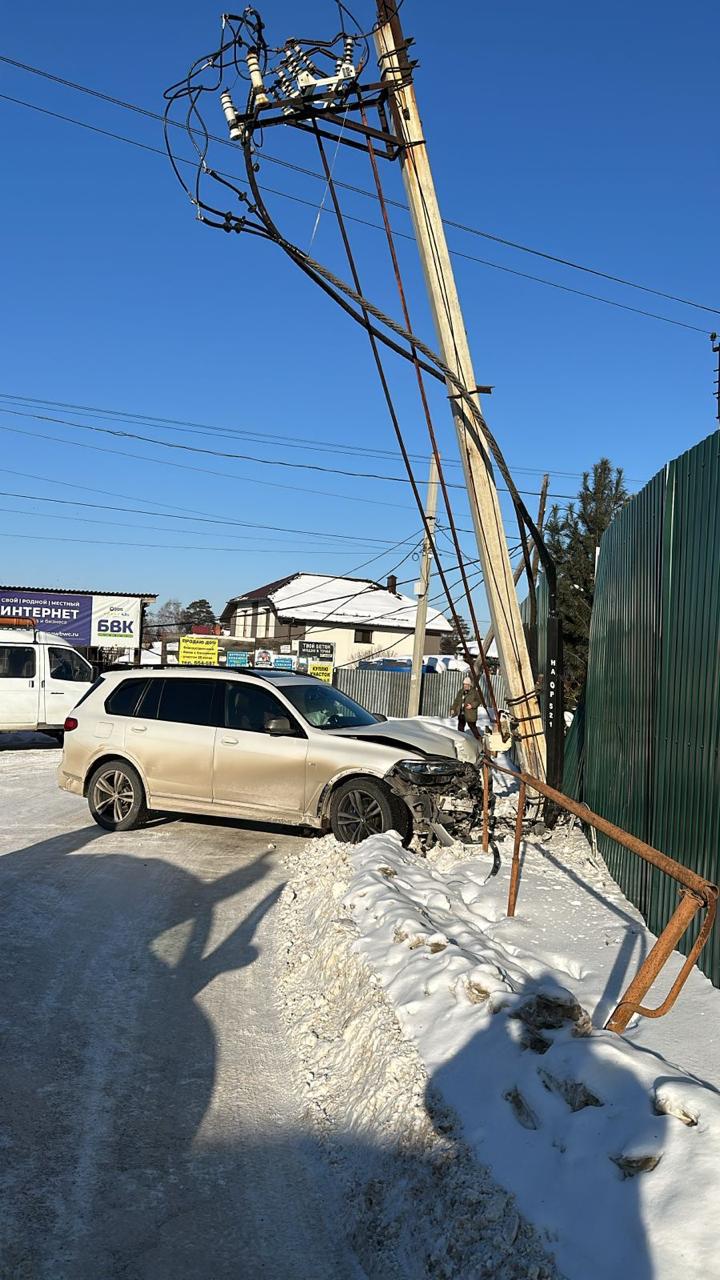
(578, 431), (720, 986)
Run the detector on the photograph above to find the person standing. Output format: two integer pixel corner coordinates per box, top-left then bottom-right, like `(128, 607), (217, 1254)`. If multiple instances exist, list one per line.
(450, 676), (482, 740)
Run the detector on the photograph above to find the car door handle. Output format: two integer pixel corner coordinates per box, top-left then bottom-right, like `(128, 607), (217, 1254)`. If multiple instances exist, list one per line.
(221, 736), (239, 745)
(130, 724), (147, 734)
(50, 690), (64, 695)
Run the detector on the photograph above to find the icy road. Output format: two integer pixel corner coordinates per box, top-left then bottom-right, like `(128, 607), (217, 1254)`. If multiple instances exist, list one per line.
(0, 741), (357, 1280)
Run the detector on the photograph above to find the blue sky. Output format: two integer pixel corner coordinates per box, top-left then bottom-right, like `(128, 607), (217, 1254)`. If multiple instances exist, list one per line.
(1, 0), (718, 625)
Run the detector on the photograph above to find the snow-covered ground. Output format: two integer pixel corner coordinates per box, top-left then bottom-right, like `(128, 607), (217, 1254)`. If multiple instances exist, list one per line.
(278, 787), (720, 1280)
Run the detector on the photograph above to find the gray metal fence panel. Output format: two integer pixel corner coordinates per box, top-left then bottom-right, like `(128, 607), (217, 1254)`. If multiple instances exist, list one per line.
(334, 667), (506, 721)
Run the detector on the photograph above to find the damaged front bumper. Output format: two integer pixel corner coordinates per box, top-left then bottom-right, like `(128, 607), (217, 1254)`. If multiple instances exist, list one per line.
(385, 756), (487, 851)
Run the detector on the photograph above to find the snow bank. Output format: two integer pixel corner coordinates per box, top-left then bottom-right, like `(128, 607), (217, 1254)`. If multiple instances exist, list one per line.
(341, 827), (720, 1280)
(276, 837), (560, 1280)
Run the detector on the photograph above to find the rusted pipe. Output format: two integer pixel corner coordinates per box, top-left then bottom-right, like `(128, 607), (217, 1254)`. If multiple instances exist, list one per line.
(481, 754), (718, 1033)
(507, 779), (526, 918)
(482, 760), (489, 853)
(605, 891), (705, 1032)
(488, 760), (715, 902)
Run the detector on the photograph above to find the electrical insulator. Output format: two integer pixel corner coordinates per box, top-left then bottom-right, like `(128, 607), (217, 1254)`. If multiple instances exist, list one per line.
(335, 36), (357, 82)
(220, 90), (243, 141)
(291, 42), (319, 77)
(274, 65), (297, 112)
(246, 47), (269, 108)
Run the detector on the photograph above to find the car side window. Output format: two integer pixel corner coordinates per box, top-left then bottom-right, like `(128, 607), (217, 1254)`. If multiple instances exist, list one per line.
(0, 645), (36, 679)
(49, 647), (92, 682)
(224, 682), (303, 736)
(105, 679), (149, 717)
(135, 679), (162, 720)
(157, 678), (222, 727)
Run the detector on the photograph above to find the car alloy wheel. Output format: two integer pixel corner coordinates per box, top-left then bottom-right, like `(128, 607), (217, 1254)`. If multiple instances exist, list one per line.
(92, 768), (136, 825)
(335, 787), (386, 843)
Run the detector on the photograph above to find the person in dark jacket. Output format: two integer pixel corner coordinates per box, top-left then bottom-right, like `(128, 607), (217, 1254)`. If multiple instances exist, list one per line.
(450, 677), (482, 740)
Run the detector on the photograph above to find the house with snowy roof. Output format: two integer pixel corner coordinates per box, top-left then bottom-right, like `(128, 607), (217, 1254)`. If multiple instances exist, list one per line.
(219, 573), (453, 667)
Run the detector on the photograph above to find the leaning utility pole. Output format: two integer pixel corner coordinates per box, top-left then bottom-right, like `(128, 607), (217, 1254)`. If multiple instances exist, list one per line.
(482, 474), (549, 655)
(374, 3), (546, 778)
(408, 455), (439, 716)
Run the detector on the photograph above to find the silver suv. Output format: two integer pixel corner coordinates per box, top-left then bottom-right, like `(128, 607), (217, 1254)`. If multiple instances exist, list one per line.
(58, 667), (483, 845)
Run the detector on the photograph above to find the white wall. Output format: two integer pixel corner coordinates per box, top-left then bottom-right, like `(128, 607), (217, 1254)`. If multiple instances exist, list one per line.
(228, 610), (445, 665)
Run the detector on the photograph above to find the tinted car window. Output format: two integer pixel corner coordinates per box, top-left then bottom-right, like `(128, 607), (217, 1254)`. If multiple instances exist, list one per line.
(282, 681), (377, 729)
(135, 678), (162, 720)
(157, 678), (221, 727)
(105, 679), (149, 717)
(0, 645), (36, 679)
(224, 682), (303, 735)
(49, 647), (92, 682)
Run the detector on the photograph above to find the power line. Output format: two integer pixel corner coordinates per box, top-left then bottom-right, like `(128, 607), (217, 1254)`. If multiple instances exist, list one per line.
(0, 529), (383, 555)
(0, 483), (398, 546)
(0, 494), (403, 550)
(0, 405), (578, 501)
(0, 390), (618, 484)
(3, 55), (716, 317)
(0, 70), (713, 333)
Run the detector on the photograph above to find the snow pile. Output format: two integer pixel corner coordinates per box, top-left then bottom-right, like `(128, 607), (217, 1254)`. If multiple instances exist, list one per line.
(342, 828), (720, 1280)
(276, 837), (560, 1280)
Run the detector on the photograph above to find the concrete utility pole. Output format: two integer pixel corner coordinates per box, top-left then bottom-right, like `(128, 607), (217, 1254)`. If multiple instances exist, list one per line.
(374, 3), (546, 778)
(408, 455), (439, 716)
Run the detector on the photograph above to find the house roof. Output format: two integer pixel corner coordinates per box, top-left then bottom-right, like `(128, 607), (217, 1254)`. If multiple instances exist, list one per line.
(221, 573), (452, 633)
(0, 586), (156, 601)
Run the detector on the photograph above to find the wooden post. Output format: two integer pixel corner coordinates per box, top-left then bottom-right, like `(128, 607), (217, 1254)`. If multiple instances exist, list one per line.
(374, 3), (546, 780)
(408, 455), (439, 717)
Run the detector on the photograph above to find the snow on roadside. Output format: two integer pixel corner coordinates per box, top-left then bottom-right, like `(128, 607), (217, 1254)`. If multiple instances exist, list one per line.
(341, 827), (720, 1280)
(276, 836), (560, 1280)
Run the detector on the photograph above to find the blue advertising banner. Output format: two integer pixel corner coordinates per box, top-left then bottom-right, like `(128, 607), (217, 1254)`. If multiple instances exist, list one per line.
(226, 649), (250, 667)
(0, 590), (93, 644)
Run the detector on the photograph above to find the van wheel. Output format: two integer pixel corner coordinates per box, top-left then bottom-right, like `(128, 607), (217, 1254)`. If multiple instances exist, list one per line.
(330, 777), (410, 845)
(87, 759), (148, 832)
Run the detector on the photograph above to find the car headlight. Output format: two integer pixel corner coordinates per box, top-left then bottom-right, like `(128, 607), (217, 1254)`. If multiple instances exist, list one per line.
(393, 757), (465, 787)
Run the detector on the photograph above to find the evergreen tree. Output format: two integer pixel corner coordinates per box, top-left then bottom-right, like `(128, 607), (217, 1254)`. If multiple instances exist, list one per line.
(441, 615), (472, 656)
(545, 458), (628, 706)
(182, 598), (216, 630)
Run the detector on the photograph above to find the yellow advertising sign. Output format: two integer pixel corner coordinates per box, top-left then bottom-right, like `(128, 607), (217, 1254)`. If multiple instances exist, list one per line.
(308, 660), (334, 684)
(178, 634), (219, 666)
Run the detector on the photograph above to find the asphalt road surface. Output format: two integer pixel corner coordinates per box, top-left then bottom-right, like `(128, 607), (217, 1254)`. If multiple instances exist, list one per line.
(0, 740), (358, 1279)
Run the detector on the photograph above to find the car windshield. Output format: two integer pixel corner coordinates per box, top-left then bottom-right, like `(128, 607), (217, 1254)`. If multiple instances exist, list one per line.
(281, 682), (378, 730)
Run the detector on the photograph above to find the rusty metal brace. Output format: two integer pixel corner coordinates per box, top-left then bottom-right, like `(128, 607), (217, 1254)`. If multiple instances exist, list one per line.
(479, 755), (719, 1033)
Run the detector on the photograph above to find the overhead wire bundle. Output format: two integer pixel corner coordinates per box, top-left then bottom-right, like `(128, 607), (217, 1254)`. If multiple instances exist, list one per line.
(162, 6), (555, 759)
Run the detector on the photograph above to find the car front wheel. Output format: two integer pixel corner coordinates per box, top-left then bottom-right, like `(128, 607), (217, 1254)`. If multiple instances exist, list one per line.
(87, 759), (148, 832)
(329, 777), (409, 845)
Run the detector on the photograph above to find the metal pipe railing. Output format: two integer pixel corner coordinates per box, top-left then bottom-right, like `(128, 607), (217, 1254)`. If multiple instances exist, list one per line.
(482, 758), (718, 1033)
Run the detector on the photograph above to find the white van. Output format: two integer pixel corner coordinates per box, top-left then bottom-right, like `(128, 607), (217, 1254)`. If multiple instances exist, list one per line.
(0, 629), (93, 736)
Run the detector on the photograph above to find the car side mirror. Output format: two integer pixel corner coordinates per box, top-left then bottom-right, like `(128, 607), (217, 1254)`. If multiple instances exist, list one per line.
(267, 716), (293, 736)
(372, 712), (388, 722)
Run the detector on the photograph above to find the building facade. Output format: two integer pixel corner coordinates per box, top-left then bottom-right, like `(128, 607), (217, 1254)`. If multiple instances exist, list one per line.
(219, 573), (452, 667)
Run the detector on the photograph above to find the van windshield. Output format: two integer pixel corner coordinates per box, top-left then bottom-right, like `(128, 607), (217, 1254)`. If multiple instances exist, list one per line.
(281, 682), (378, 730)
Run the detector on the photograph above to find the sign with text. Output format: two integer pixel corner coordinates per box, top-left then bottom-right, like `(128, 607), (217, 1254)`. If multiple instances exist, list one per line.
(91, 596), (142, 648)
(225, 649), (250, 668)
(272, 655), (294, 670)
(0, 590), (143, 649)
(308, 660), (334, 684)
(253, 649), (274, 668)
(178, 634), (219, 666)
(298, 640), (335, 661)
(0, 590), (93, 645)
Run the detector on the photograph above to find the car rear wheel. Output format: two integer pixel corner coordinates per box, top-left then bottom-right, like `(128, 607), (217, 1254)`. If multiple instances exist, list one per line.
(87, 759), (148, 832)
(330, 777), (410, 845)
